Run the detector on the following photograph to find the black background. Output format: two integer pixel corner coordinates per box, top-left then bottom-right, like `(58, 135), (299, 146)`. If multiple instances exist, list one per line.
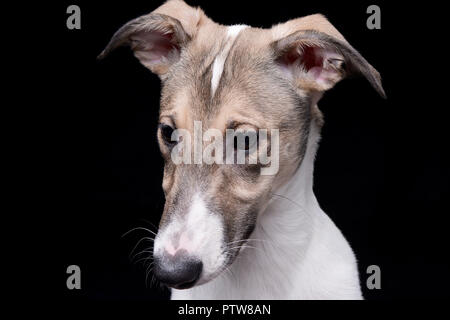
(32, 0), (449, 302)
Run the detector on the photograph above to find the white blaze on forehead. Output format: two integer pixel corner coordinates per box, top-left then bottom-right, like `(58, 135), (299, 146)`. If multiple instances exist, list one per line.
(154, 193), (226, 277)
(211, 25), (248, 97)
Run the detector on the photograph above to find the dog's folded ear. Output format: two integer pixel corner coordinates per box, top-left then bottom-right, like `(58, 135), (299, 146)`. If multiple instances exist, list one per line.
(97, 0), (203, 77)
(271, 14), (386, 98)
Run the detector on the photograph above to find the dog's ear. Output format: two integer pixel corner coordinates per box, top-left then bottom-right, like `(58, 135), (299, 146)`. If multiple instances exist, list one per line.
(98, 0), (203, 77)
(271, 14), (386, 98)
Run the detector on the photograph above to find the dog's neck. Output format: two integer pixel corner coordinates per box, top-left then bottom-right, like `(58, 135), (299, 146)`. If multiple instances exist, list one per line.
(252, 120), (322, 260)
(269, 120), (321, 210)
(241, 120), (323, 292)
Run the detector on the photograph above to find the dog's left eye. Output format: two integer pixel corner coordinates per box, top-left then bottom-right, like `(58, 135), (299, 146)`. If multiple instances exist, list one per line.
(159, 123), (176, 146)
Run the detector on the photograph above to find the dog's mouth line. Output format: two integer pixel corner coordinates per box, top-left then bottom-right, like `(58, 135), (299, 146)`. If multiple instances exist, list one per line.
(170, 278), (198, 290)
(194, 244), (247, 286)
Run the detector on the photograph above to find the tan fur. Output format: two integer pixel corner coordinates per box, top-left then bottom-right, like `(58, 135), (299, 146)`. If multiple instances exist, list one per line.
(153, 0), (206, 37)
(271, 14), (348, 43)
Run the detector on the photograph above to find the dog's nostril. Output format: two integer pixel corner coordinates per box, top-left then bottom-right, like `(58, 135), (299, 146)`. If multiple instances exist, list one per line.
(153, 252), (203, 289)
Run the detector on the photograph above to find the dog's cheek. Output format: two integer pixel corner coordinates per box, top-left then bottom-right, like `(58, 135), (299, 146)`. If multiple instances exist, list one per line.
(162, 161), (176, 196)
(220, 206), (259, 265)
(214, 191), (261, 241)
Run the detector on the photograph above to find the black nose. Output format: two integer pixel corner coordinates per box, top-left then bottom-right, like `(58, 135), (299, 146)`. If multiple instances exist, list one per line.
(153, 251), (203, 289)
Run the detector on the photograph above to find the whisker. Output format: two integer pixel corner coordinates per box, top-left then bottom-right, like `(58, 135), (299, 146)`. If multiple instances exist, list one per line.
(139, 219), (159, 231)
(131, 249), (153, 261)
(227, 244), (265, 254)
(226, 238), (269, 246)
(122, 227), (157, 238)
(129, 236), (155, 258)
(145, 264), (154, 287)
(270, 192), (314, 225)
(135, 256), (154, 266)
(222, 264), (237, 282)
(137, 258), (153, 266)
(271, 192), (308, 213)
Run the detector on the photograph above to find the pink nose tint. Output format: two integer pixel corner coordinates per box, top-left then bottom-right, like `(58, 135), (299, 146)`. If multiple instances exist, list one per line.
(165, 231), (193, 256)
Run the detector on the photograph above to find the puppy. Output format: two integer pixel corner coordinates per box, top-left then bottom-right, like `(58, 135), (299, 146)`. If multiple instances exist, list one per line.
(99, 0), (385, 299)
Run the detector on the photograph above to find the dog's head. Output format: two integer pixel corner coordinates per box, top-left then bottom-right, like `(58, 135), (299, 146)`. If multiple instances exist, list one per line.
(100, 0), (385, 289)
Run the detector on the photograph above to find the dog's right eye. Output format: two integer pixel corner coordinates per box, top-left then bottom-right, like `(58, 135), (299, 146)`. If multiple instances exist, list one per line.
(159, 123), (176, 146)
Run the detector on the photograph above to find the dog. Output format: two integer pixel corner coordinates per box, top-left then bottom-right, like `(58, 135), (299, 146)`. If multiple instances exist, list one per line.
(99, 0), (385, 299)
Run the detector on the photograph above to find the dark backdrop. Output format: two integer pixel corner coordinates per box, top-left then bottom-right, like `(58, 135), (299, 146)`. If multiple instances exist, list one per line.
(37, 0), (449, 301)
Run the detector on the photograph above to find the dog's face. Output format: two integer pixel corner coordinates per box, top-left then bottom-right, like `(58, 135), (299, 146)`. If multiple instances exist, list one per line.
(100, 0), (384, 289)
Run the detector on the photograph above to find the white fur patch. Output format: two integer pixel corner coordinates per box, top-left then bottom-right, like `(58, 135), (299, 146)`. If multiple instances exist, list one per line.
(211, 25), (248, 97)
(154, 193), (225, 283)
